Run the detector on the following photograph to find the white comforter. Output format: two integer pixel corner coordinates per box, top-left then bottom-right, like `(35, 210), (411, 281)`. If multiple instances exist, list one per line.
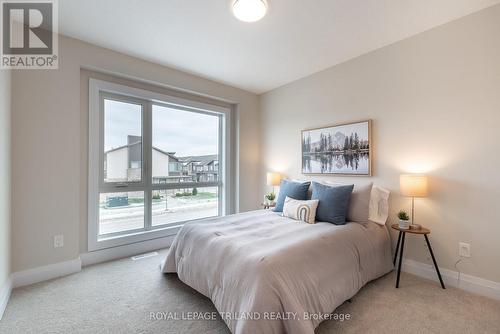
(162, 210), (392, 334)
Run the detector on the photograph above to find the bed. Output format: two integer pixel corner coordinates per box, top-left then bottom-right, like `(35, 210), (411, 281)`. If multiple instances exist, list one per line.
(162, 209), (393, 334)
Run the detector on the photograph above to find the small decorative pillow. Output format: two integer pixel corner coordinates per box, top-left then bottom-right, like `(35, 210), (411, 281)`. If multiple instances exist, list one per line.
(282, 196), (319, 224)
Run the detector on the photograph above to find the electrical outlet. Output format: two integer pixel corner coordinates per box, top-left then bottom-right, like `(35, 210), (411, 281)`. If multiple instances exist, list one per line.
(459, 242), (470, 258)
(54, 234), (64, 248)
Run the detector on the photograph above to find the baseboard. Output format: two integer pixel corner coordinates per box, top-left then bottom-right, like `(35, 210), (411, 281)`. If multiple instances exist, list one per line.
(80, 235), (174, 267)
(0, 276), (12, 320)
(7, 237), (174, 291)
(11, 258), (82, 289)
(402, 259), (500, 300)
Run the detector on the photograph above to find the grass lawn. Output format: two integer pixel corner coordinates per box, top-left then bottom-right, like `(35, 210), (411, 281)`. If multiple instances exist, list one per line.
(175, 192), (217, 200)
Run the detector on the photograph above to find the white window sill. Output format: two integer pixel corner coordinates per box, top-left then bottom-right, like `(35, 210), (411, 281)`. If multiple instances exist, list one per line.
(89, 224), (183, 251)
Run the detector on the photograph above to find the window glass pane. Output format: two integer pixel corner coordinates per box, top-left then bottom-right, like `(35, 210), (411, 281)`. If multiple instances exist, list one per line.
(152, 105), (219, 184)
(104, 99), (142, 183)
(99, 191), (144, 235)
(152, 187), (218, 227)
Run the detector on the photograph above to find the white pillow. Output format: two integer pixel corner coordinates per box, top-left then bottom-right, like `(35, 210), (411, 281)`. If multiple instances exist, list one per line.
(282, 196), (319, 224)
(368, 186), (390, 225)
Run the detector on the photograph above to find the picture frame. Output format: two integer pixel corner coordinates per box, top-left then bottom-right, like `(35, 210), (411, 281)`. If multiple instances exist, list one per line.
(301, 120), (372, 176)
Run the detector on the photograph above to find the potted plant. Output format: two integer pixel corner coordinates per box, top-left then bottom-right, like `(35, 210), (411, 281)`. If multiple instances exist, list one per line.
(397, 210), (410, 229)
(264, 192), (276, 205)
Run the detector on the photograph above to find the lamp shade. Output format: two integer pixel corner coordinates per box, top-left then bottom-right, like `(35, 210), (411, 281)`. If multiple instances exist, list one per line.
(400, 174), (428, 197)
(266, 172), (281, 186)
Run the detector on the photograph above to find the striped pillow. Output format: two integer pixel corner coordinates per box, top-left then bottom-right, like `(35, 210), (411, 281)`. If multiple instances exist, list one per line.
(282, 197), (319, 224)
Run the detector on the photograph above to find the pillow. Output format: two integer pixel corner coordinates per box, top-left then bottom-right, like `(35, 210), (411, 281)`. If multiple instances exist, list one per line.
(282, 197), (319, 224)
(347, 183), (373, 222)
(311, 182), (354, 225)
(274, 179), (311, 212)
(368, 186), (390, 225)
(313, 181), (373, 222)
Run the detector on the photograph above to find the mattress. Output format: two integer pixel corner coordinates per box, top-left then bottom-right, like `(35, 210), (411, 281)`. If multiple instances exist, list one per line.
(162, 209), (393, 333)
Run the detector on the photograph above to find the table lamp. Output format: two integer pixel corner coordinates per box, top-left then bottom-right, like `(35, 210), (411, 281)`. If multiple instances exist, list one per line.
(400, 174), (428, 228)
(266, 172), (281, 195)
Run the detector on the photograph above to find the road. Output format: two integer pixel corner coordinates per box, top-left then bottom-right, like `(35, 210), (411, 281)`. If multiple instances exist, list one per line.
(99, 200), (218, 235)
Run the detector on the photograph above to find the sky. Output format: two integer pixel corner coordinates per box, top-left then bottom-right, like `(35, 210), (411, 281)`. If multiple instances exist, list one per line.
(104, 100), (219, 156)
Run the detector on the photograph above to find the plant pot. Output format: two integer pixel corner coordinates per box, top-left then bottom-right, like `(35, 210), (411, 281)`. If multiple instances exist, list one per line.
(398, 219), (410, 230)
(264, 194), (276, 205)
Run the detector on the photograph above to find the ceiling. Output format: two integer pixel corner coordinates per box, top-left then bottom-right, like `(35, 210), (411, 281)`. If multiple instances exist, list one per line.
(59, 0), (500, 94)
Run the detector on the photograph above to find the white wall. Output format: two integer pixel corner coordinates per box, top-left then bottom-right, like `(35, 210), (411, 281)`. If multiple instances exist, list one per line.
(0, 70), (12, 293)
(260, 5), (500, 283)
(11, 35), (261, 272)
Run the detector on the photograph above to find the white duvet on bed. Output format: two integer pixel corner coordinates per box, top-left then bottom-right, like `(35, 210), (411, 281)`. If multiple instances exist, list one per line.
(162, 210), (393, 334)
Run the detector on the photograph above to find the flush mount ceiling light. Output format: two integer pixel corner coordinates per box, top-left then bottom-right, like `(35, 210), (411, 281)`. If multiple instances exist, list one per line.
(232, 0), (268, 22)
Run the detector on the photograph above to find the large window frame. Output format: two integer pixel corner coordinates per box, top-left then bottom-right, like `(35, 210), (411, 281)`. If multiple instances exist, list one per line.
(88, 79), (231, 251)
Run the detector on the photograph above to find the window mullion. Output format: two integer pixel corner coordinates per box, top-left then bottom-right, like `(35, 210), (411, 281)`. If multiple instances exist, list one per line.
(144, 101), (153, 230)
(219, 114), (224, 216)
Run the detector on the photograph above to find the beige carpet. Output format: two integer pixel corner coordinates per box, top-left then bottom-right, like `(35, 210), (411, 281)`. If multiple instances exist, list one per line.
(1, 250), (499, 334)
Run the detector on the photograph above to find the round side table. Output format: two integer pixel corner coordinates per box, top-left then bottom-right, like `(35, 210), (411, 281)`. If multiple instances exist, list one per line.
(391, 224), (446, 289)
(262, 203), (276, 210)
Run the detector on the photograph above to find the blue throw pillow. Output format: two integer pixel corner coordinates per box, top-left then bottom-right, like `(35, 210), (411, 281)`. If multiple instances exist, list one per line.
(274, 180), (311, 212)
(311, 182), (354, 225)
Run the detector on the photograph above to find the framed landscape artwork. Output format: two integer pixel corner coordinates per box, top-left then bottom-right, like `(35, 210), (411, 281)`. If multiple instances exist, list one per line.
(301, 120), (372, 175)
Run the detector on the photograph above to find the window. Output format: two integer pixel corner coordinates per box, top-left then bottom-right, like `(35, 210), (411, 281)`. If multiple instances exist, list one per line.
(168, 162), (180, 173)
(89, 79), (231, 250)
(103, 99), (143, 183)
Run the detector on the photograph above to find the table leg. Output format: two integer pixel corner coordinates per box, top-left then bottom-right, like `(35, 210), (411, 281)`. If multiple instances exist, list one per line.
(424, 234), (446, 289)
(396, 232), (406, 288)
(393, 231), (402, 266)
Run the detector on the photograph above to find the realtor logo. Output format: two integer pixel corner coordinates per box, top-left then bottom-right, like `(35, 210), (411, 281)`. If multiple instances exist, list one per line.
(1, 0), (58, 69)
